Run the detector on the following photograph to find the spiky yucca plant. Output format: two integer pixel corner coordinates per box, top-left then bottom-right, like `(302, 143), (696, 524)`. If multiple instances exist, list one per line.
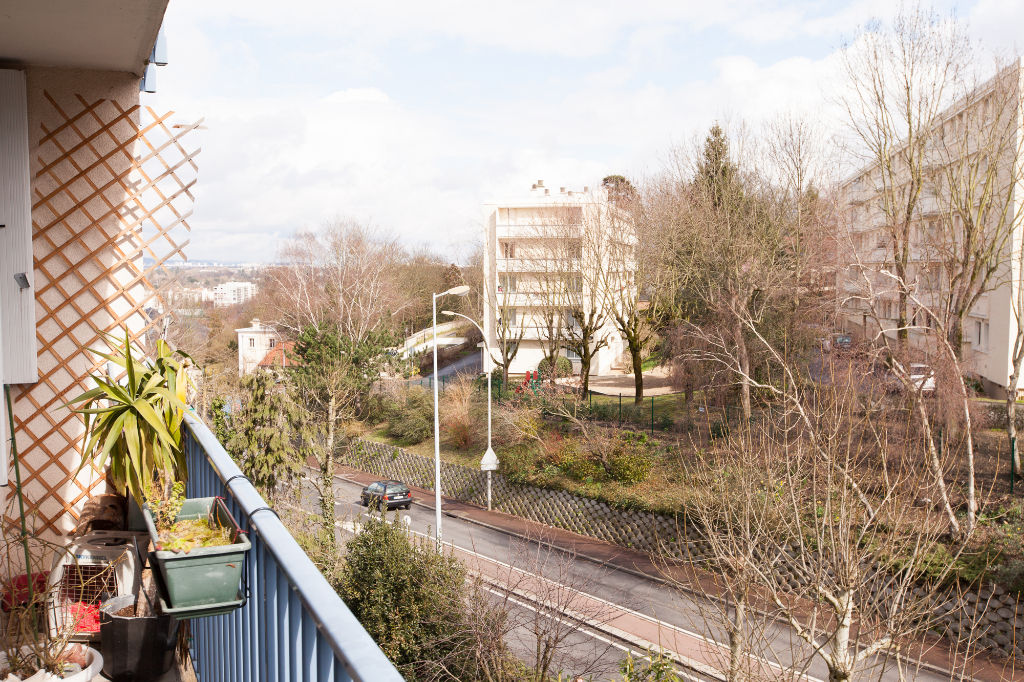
(67, 332), (193, 504)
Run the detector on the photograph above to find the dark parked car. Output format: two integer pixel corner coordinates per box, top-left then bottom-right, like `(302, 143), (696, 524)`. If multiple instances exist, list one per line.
(360, 480), (412, 510)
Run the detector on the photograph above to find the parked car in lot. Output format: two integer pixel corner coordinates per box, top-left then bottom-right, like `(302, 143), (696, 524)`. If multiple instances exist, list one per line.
(360, 480), (412, 510)
(817, 331), (854, 353)
(909, 363), (936, 393)
(884, 363), (936, 395)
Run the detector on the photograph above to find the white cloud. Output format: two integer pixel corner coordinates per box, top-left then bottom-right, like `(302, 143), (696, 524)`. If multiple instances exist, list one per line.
(145, 0), (1024, 263)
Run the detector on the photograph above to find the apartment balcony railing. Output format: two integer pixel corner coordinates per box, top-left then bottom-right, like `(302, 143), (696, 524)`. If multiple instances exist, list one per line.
(182, 413), (402, 682)
(495, 257), (581, 272)
(502, 324), (582, 340)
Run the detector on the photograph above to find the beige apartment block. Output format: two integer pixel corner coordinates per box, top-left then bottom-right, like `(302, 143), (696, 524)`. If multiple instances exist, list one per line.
(482, 181), (632, 377)
(838, 59), (1024, 396)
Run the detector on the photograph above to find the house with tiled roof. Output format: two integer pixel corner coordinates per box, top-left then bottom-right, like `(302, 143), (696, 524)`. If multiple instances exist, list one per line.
(258, 340), (298, 370)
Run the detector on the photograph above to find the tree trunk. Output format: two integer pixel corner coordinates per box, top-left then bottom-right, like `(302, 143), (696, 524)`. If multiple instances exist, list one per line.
(826, 591), (855, 682)
(915, 399), (961, 536)
(320, 396), (338, 557)
(580, 352), (592, 396)
(631, 345), (644, 405)
(957, 371), (978, 534)
(727, 592), (746, 682)
(896, 234), (909, 345)
(948, 314), (965, 360)
(735, 321), (751, 422)
(1007, 355), (1023, 477)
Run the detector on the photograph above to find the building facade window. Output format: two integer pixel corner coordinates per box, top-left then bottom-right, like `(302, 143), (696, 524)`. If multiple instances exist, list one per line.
(249, 338), (255, 348)
(269, 338), (276, 348)
(499, 274), (517, 292)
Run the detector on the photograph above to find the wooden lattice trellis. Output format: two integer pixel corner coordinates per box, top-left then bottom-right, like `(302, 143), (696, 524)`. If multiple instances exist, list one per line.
(9, 92), (201, 535)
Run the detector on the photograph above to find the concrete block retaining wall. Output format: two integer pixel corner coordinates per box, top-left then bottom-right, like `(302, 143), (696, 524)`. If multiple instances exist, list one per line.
(344, 439), (1023, 660)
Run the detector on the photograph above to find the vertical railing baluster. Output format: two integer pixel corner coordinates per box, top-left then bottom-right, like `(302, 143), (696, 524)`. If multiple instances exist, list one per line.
(278, 570), (290, 681)
(317, 633), (335, 682)
(289, 590), (302, 680)
(266, 553), (278, 678)
(303, 615), (316, 680)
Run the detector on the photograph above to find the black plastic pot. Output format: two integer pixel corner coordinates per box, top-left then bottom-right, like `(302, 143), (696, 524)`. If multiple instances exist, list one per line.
(99, 594), (179, 682)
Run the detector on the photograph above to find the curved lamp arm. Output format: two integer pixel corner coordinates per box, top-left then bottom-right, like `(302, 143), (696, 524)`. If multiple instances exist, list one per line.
(441, 310), (499, 366)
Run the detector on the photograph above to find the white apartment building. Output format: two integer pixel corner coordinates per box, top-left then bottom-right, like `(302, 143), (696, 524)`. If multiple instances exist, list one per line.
(838, 61), (1024, 396)
(482, 181), (631, 376)
(213, 280), (257, 307)
(236, 318), (280, 375)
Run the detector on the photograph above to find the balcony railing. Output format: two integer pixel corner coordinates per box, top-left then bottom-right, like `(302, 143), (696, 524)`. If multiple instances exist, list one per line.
(183, 414), (402, 682)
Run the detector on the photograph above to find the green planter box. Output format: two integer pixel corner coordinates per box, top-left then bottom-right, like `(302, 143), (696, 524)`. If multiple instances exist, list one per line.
(143, 497), (251, 610)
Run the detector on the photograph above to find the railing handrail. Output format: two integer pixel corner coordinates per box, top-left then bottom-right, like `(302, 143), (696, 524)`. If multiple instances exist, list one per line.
(184, 412), (402, 681)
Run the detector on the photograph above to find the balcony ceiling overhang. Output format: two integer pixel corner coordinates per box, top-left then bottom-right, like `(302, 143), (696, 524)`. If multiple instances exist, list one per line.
(0, 0), (168, 75)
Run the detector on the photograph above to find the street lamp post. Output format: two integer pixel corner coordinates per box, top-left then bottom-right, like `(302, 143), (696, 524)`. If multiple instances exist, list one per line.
(442, 311), (499, 510)
(431, 285), (470, 545)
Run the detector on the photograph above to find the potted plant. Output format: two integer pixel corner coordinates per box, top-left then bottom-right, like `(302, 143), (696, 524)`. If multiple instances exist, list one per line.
(67, 333), (192, 528)
(97, 592), (178, 682)
(142, 482), (250, 611)
(0, 514), (103, 681)
(65, 334), (196, 670)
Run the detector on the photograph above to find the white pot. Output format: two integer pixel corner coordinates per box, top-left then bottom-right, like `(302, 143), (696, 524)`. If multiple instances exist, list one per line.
(0, 647), (103, 681)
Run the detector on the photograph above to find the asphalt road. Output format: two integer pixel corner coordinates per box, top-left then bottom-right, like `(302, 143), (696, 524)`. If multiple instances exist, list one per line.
(310, 476), (951, 682)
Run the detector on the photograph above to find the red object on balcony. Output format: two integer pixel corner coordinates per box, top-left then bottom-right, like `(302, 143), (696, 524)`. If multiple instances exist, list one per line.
(1, 571), (49, 611)
(65, 601), (101, 633)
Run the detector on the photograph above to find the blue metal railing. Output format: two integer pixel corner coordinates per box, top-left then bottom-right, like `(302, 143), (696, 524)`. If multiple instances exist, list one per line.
(182, 413), (403, 682)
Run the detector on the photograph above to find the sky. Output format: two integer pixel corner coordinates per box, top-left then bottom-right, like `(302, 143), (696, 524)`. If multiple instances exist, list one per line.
(144, 0), (1024, 264)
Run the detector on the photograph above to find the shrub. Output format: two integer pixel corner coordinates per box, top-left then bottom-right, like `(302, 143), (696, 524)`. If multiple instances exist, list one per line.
(498, 443), (539, 484)
(556, 438), (605, 482)
(656, 412), (674, 430)
(621, 404), (646, 424)
(537, 356), (572, 379)
(491, 402), (542, 448)
(609, 449), (654, 484)
(709, 420), (729, 440)
(590, 402), (614, 421)
(364, 393), (394, 425)
(385, 387), (433, 445)
(440, 375), (477, 449)
(608, 431), (656, 484)
(341, 515), (494, 679)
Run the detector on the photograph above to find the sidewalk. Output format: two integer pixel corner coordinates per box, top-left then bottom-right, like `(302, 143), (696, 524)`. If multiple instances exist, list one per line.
(337, 465), (1019, 682)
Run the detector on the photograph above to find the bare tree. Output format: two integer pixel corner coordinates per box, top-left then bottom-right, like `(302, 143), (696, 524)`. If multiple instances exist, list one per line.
(605, 200), (654, 405)
(529, 239), (571, 377)
(269, 220), (409, 340)
(840, 4), (970, 346)
(485, 255), (526, 385)
(667, 428), (781, 682)
(532, 202), (620, 393)
(487, 534), (619, 681)
(928, 61), (1024, 356)
(674, 381), (981, 682)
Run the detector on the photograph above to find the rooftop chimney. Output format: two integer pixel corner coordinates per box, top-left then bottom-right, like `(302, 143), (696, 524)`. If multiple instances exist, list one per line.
(559, 186), (566, 193)
(531, 183), (537, 190)
(583, 186), (589, 192)
(251, 318), (261, 328)
(544, 188), (550, 195)
(537, 179), (544, 188)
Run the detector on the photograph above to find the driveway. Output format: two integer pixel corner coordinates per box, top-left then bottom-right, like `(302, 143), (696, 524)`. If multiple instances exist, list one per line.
(421, 351), (481, 381)
(586, 365), (677, 397)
